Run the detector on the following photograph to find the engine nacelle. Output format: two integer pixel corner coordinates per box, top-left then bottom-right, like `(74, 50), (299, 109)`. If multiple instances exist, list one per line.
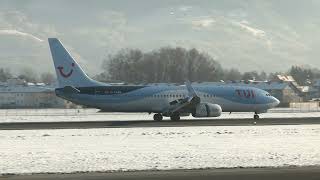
(192, 103), (222, 117)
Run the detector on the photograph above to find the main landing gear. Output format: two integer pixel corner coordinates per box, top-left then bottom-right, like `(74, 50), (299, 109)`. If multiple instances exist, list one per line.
(254, 113), (260, 120)
(153, 113), (181, 121)
(153, 113), (163, 121)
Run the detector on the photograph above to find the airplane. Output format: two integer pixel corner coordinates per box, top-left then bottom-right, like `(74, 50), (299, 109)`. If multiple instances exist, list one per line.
(48, 38), (280, 121)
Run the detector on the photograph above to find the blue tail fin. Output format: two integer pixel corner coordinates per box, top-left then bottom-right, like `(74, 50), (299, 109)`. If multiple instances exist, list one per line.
(48, 38), (102, 88)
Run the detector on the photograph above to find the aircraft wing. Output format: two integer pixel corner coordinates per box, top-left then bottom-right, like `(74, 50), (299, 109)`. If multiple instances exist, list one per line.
(162, 81), (200, 116)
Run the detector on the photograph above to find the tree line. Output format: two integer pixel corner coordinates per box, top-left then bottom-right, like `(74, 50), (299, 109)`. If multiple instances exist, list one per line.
(96, 47), (223, 83)
(2, 46), (320, 86)
(0, 68), (55, 85)
(96, 46), (320, 86)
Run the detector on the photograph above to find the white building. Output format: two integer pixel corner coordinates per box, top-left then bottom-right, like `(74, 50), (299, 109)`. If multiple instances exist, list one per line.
(0, 79), (66, 108)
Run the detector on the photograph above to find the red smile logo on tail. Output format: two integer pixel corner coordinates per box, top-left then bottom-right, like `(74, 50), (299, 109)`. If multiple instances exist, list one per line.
(57, 63), (75, 78)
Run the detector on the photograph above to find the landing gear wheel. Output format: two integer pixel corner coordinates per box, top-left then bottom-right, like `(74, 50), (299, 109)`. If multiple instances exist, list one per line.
(153, 114), (163, 121)
(170, 115), (180, 121)
(254, 114), (260, 120)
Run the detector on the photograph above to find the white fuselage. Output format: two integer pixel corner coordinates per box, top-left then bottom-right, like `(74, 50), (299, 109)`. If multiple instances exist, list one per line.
(56, 84), (280, 114)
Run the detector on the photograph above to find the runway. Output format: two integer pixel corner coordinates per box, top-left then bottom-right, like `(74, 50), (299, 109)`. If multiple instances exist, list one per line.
(2, 167), (320, 180)
(1, 117), (320, 130)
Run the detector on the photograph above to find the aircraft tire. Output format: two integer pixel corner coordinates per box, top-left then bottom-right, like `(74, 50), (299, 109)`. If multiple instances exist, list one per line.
(153, 114), (163, 121)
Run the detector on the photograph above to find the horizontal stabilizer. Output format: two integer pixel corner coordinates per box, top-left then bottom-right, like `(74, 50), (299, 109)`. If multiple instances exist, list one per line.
(62, 86), (80, 94)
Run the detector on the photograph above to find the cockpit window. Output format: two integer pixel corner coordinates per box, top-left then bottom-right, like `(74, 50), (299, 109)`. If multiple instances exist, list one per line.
(266, 94), (271, 96)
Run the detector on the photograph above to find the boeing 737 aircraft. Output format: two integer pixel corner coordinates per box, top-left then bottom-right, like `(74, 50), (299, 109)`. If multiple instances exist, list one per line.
(48, 38), (280, 121)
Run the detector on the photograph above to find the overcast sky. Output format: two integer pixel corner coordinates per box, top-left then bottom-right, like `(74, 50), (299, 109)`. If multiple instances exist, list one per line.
(1, 0), (320, 75)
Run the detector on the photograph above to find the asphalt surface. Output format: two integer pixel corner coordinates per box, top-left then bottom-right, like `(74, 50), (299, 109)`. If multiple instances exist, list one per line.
(2, 167), (320, 180)
(1, 117), (320, 130)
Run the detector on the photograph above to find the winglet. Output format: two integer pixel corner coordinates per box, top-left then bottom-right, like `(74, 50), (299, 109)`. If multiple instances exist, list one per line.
(185, 80), (201, 104)
(185, 80), (197, 97)
(163, 80), (200, 116)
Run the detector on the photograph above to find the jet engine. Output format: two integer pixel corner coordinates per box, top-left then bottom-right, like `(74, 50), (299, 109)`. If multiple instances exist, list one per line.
(192, 103), (222, 117)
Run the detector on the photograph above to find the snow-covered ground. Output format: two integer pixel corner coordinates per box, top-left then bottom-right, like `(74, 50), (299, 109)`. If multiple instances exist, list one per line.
(1, 125), (320, 174)
(1, 108), (320, 123)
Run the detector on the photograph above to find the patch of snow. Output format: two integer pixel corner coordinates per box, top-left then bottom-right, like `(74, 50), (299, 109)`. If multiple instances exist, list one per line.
(0, 125), (320, 174)
(179, 6), (192, 12)
(0, 29), (44, 42)
(191, 18), (215, 28)
(233, 21), (266, 37)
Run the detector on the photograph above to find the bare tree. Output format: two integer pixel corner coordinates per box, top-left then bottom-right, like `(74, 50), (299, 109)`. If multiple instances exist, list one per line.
(0, 68), (12, 82)
(18, 68), (38, 83)
(40, 72), (55, 85)
(224, 68), (242, 81)
(101, 47), (223, 83)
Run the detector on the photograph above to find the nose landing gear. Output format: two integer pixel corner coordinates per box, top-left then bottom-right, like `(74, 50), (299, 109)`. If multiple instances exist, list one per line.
(254, 113), (260, 120)
(170, 114), (180, 121)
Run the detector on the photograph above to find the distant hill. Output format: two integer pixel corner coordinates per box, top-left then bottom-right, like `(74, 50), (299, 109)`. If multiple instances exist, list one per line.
(1, 0), (320, 74)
